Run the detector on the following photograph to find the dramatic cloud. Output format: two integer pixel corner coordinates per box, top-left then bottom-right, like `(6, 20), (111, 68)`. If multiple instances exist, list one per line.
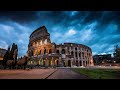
(0, 11), (120, 57)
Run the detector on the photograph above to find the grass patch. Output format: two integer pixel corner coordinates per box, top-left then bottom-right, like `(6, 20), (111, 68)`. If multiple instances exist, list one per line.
(71, 68), (120, 79)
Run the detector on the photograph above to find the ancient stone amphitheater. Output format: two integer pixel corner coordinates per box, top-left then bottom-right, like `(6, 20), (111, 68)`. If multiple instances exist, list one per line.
(27, 26), (94, 67)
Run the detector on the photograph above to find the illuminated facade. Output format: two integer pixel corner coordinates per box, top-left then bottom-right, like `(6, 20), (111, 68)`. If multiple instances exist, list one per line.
(27, 26), (94, 67)
(0, 48), (7, 64)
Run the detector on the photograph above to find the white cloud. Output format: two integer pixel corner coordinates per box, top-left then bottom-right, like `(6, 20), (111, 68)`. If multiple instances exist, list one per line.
(0, 22), (32, 57)
(12, 22), (31, 33)
(53, 32), (62, 38)
(0, 40), (8, 49)
(0, 24), (14, 34)
(80, 29), (93, 42)
(51, 29), (77, 44)
(65, 29), (77, 36)
(92, 52), (97, 55)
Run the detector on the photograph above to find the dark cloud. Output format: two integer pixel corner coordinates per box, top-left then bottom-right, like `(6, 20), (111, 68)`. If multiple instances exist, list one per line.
(0, 11), (37, 24)
(0, 11), (120, 56)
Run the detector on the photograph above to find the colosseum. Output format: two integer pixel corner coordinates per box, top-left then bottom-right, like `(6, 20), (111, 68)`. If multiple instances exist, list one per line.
(27, 26), (94, 67)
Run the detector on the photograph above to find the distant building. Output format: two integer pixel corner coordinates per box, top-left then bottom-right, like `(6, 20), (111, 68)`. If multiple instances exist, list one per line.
(113, 45), (120, 63)
(93, 54), (112, 65)
(0, 48), (7, 64)
(27, 26), (94, 67)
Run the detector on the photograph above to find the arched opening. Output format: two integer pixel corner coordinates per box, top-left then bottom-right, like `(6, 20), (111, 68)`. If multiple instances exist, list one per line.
(43, 60), (46, 66)
(76, 60), (79, 66)
(39, 50), (41, 55)
(31, 50), (33, 56)
(68, 60), (71, 67)
(49, 60), (51, 67)
(44, 49), (46, 54)
(79, 52), (81, 57)
(82, 52), (84, 59)
(63, 61), (66, 67)
(75, 52), (77, 57)
(71, 51), (74, 56)
(75, 47), (77, 50)
(40, 59), (43, 66)
(56, 50), (59, 54)
(83, 61), (85, 66)
(86, 61), (87, 66)
(57, 60), (59, 66)
(49, 49), (52, 54)
(54, 60), (57, 66)
(38, 60), (40, 65)
(68, 51), (70, 54)
(62, 49), (65, 54)
(80, 61), (82, 66)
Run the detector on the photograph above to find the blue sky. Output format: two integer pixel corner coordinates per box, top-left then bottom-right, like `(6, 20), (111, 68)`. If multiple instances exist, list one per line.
(0, 11), (120, 57)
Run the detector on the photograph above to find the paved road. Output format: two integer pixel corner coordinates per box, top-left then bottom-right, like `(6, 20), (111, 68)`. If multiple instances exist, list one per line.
(47, 69), (89, 79)
(0, 69), (89, 79)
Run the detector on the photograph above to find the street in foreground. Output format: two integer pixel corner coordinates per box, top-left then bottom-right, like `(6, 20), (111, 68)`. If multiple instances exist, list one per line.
(0, 66), (120, 79)
(0, 68), (89, 79)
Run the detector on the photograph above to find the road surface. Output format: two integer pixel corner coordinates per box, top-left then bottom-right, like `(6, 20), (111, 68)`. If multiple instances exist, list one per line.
(0, 69), (89, 79)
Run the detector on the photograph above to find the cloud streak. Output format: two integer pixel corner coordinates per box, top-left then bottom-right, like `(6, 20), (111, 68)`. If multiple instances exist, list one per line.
(0, 11), (120, 57)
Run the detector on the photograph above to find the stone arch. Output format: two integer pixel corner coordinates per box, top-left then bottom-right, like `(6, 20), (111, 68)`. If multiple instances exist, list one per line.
(56, 60), (59, 66)
(49, 60), (51, 66)
(76, 60), (79, 66)
(86, 61), (88, 66)
(44, 49), (46, 54)
(49, 49), (52, 54)
(75, 52), (77, 57)
(71, 51), (74, 56)
(82, 52), (84, 59)
(56, 50), (59, 54)
(54, 59), (57, 66)
(43, 59), (46, 66)
(31, 50), (34, 56)
(38, 50), (41, 55)
(75, 47), (77, 50)
(68, 60), (71, 67)
(79, 61), (82, 66)
(83, 61), (85, 66)
(68, 51), (70, 54)
(63, 61), (66, 67)
(62, 49), (65, 54)
(79, 52), (81, 57)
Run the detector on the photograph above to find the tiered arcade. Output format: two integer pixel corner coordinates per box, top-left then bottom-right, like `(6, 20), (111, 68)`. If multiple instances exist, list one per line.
(27, 26), (94, 67)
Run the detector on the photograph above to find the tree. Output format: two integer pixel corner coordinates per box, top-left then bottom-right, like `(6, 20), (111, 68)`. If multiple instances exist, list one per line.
(9, 43), (16, 60)
(2, 43), (18, 69)
(2, 46), (11, 69)
(11, 43), (18, 69)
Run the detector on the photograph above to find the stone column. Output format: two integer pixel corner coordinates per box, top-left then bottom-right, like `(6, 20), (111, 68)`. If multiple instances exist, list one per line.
(85, 61), (86, 66)
(89, 58), (90, 66)
(82, 60), (83, 66)
(59, 47), (62, 55)
(69, 47), (71, 55)
(71, 60), (72, 67)
(77, 47), (80, 66)
(46, 58), (49, 67)
(65, 47), (67, 55)
(73, 47), (76, 66)
(52, 57), (54, 67)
